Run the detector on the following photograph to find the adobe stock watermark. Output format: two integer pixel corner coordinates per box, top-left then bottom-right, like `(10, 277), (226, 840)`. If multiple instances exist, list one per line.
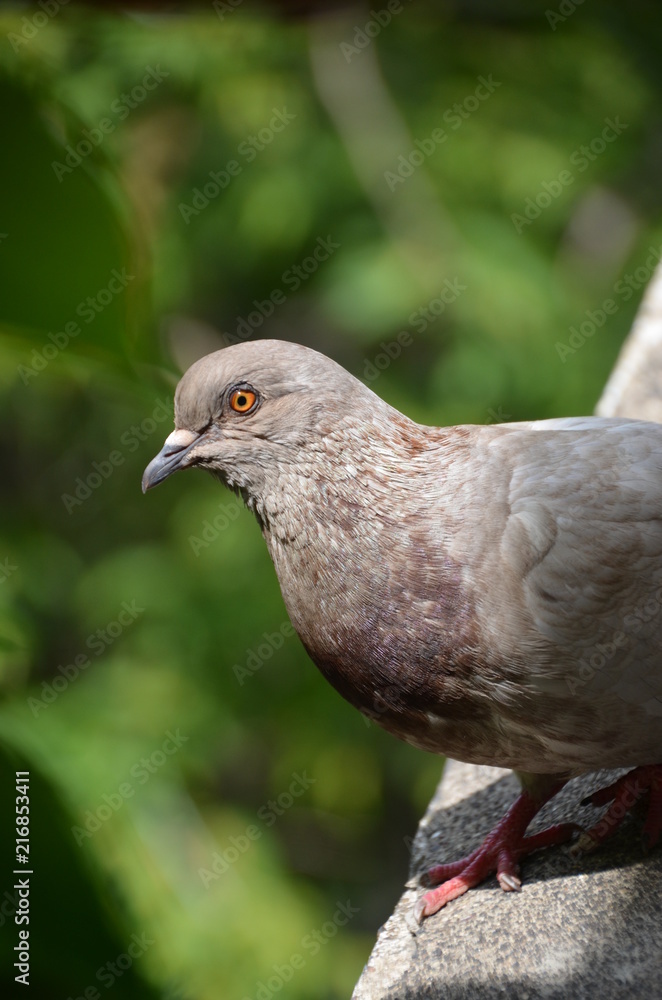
(63, 932), (154, 999)
(71, 730), (188, 846)
(61, 397), (173, 514)
(555, 244), (662, 362)
(339, 0), (412, 62)
(188, 499), (244, 554)
(219, 235), (340, 347)
(212, 0), (243, 19)
(362, 331), (412, 385)
(565, 631), (629, 697)
(240, 900), (360, 1000)
(485, 405), (512, 424)
(179, 107), (296, 224)
(17, 268), (135, 385)
(198, 770), (315, 887)
(0, 557), (18, 584)
(0, 888), (20, 930)
(233, 622), (296, 685)
(567, 586), (662, 711)
(362, 682), (402, 729)
(7, 0), (70, 53)
(51, 66), (170, 182)
(511, 116), (628, 234)
(581, 773), (650, 848)
(384, 76), (501, 191)
(546, 0), (585, 31)
(362, 278), (467, 384)
(27, 600), (144, 717)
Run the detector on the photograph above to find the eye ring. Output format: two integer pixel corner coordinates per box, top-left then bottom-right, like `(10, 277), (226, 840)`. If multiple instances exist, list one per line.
(229, 387), (258, 414)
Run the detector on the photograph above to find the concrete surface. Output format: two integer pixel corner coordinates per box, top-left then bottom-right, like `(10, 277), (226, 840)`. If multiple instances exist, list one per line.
(353, 760), (662, 1000)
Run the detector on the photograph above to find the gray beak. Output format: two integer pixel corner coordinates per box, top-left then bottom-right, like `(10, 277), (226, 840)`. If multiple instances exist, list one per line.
(142, 429), (201, 493)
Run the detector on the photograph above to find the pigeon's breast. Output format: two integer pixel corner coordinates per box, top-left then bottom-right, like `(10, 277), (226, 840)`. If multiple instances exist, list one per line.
(266, 508), (513, 762)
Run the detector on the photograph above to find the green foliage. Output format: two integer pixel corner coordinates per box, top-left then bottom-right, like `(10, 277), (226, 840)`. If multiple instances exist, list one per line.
(0, 4), (661, 997)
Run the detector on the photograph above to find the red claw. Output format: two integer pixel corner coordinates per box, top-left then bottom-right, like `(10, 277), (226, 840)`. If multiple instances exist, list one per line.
(416, 783), (576, 921)
(416, 765), (662, 921)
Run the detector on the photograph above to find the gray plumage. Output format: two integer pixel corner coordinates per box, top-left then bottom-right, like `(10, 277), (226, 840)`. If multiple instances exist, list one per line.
(142, 340), (662, 908)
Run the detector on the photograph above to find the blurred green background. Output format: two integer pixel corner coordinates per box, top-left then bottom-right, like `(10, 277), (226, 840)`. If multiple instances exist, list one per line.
(1, 2), (661, 997)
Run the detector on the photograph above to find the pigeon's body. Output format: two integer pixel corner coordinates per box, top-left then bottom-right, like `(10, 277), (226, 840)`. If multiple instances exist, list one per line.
(143, 340), (662, 917)
(260, 414), (662, 775)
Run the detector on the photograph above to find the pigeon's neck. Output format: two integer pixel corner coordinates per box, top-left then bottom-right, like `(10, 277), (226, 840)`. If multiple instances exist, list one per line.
(250, 412), (433, 547)
(249, 417), (479, 637)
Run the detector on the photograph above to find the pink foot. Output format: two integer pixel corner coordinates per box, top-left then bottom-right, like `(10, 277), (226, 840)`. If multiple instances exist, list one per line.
(415, 783), (577, 922)
(575, 764), (662, 853)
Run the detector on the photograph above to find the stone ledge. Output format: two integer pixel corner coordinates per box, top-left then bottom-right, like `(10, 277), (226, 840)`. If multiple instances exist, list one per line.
(353, 760), (662, 1000)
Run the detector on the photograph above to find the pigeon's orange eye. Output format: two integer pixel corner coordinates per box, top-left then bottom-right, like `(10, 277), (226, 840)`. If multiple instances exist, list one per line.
(229, 388), (257, 413)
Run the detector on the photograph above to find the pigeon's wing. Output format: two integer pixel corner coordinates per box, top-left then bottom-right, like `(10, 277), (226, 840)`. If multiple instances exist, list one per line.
(478, 418), (662, 768)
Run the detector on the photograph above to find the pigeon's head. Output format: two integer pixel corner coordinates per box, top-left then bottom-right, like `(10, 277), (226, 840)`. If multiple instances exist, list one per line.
(142, 340), (375, 498)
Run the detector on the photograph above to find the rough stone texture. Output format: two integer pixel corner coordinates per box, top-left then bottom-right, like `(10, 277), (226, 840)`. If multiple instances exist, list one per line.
(597, 258), (662, 421)
(353, 760), (662, 999)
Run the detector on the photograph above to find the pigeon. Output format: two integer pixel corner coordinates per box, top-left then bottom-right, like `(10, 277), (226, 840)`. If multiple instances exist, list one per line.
(142, 339), (662, 920)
